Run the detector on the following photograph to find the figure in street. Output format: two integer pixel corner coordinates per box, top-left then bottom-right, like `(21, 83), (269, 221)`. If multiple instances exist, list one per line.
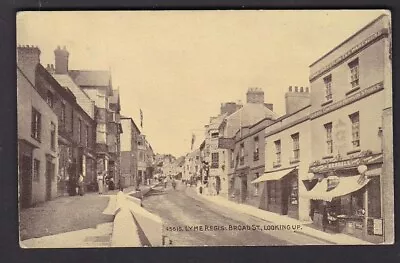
(97, 171), (105, 194)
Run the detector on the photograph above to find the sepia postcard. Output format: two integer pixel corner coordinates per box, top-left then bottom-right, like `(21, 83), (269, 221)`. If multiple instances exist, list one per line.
(16, 10), (393, 248)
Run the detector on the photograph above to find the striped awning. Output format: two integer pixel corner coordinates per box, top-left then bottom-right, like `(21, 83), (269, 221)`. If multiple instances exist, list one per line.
(303, 175), (370, 201)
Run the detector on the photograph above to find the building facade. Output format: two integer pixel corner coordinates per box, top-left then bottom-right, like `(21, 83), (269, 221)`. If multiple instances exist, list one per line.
(120, 116), (141, 188)
(304, 14), (391, 243)
(259, 94), (311, 220)
(17, 46), (59, 207)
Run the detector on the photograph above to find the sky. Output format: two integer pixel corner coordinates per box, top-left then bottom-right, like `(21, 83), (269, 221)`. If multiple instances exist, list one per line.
(17, 10), (387, 157)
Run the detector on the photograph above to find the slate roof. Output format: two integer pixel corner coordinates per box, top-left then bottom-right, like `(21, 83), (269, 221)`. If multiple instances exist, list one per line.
(224, 103), (279, 137)
(69, 70), (111, 87)
(52, 74), (95, 119)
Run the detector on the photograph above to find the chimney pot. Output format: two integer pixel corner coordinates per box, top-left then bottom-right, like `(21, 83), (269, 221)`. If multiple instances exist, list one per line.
(295, 86), (298, 92)
(300, 87), (304, 92)
(289, 86), (292, 92)
(306, 87), (309, 93)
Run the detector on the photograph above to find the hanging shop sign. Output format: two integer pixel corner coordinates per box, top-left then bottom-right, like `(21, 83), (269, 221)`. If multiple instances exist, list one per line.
(327, 175), (340, 191)
(218, 137), (235, 149)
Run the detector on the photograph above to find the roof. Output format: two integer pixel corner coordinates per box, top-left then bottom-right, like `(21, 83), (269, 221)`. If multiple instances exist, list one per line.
(120, 115), (141, 134)
(208, 113), (228, 130)
(224, 103), (278, 137)
(69, 70), (111, 88)
(52, 74), (95, 119)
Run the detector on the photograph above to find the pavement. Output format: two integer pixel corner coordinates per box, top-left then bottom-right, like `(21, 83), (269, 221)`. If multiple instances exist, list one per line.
(19, 183), (160, 248)
(194, 187), (373, 245)
(142, 182), (334, 246)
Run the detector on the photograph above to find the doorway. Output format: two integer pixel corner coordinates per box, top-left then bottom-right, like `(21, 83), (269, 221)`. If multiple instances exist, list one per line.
(240, 175), (247, 203)
(20, 155), (32, 208)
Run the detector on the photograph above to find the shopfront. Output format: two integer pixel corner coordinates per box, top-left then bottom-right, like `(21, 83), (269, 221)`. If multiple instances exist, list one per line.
(252, 167), (299, 219)
(305, 152), (384, 243)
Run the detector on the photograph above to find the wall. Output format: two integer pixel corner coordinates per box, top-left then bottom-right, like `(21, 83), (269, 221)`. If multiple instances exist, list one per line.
(265, 106), (311, 220)
(17, 68), (59, 205)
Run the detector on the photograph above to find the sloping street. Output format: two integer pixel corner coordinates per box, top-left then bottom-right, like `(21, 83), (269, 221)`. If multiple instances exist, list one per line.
(142, 182), (331, 246)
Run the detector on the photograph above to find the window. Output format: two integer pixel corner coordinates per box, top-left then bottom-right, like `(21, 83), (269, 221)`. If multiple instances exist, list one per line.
(31, 107), (41, 141)
(324, 123), (333, 154)
(267, 181), (277, 204)
(33, 159), (40, 181)
(211, 132), (219, 138)
(240, 143), (245, 165)
(60, 103), (66, 130)
(211, 152), (219, 168)
(253, 136), (259, 161)
(46, 91), (54, 108)
(349, 112), (360, 148)
(50, 122), (56, 151)
(86, 125), (89, 147)
(274, 140), (281, 165)
(291, 133), (300, 161)
(139, 152), (144, 162)
(324, 75), (332, 101)
(368, 177), (381, 218)
(348, 58), (359, 88)
(78, 119), (82, 143)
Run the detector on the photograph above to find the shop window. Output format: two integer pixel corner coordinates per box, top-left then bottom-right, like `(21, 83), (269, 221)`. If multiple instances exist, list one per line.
(324, 122), (333, 154)
(341, 188), (365, 217)
(349, 112), (360, 148)
(348, 58), (359, 89)
(33, 159), (40, 181)
(211, 152), (219, 168)
(368, 177), (381, 218)
(289, 177), (298, 205)
(267, 181), (277, 204)
(324, 74), (333, 101)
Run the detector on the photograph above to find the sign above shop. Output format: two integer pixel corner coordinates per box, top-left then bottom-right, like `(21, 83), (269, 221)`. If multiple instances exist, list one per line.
(218, 137), (235, 149)
(309, 151), (382, 173)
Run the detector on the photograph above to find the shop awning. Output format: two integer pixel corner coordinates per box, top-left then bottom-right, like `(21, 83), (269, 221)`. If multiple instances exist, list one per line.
(302, 175), (370, 201)
(251, 168), (296, 184)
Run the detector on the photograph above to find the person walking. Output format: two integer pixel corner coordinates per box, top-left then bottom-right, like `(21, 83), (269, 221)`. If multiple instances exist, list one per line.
(97, 171), (105, 194)
(78, 173), (84, 196)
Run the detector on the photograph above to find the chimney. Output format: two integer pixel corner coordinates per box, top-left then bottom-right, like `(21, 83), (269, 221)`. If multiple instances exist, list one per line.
(220, 102), (241, 116)
(246, 87), (264, 104)
(46, 64), (55, 75)
(285, 86), (311, 115)
(54, 45), (69, 74)
(17, 45), (41, 84)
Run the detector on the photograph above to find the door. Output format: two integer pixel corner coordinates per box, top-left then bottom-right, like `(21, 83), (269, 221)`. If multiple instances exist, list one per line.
(281, 179), (289, 215)
(20, 155), (32, 208)
(46, 160), (53, 201)
(241, 175), (247, 203)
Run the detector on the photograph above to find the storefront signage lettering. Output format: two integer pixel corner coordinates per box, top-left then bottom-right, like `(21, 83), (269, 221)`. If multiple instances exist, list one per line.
(309, 82), (384, 120)
(310, 29), (388, 82)
(310, 158), (360, 173)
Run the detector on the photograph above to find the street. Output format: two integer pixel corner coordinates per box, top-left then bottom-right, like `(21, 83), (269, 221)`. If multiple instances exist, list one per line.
(142, 182), (331, 246)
